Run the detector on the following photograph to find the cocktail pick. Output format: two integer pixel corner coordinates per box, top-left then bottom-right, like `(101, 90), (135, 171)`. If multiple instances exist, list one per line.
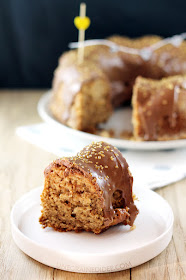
(74, 3), (91, 64)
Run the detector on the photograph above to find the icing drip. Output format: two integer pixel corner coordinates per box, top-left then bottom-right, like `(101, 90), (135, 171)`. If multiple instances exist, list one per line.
(69, 33), (186, 61)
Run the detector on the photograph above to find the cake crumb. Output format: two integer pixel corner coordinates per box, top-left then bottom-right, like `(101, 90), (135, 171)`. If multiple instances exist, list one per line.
(130, 225), (136, 231)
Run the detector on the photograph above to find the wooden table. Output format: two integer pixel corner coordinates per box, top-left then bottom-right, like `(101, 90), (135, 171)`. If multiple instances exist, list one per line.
(0, 91), (186, 280)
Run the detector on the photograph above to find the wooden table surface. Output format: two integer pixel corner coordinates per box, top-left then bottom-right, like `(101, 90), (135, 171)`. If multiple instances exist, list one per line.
(0, 91), (186, 280)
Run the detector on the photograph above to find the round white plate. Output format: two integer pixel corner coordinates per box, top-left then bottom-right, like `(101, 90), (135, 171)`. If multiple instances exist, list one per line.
(11, 186), (173, 273)
(38, 91), (186, 150)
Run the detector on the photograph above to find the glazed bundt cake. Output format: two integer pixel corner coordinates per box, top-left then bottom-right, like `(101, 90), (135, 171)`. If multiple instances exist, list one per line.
(50, 35), (186, 139)
(39, 141), (139, 234)
(132, 75), (186, 141)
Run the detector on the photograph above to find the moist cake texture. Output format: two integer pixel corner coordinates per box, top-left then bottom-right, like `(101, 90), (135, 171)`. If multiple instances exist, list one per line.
(39, 141), (139, 234)
(51, 61), (112, 132)
(132, 75), (186, 141)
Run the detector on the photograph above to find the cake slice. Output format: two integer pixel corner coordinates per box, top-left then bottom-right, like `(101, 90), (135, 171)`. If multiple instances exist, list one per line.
(132, 75), (186, 141)
(39, 141), (138, 234)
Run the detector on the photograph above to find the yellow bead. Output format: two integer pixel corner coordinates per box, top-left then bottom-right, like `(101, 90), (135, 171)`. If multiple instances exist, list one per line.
(74, 16), (91, 30)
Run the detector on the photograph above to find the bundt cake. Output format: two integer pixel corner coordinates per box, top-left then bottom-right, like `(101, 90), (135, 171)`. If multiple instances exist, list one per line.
(50, 35), (186, 139)
(132, 75), (186, 141)
(39, 141), (139, 234)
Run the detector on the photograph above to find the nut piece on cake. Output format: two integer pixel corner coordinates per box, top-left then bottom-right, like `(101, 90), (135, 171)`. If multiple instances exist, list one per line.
(132, 75), (186, 141)
(39, 141), (139, 234)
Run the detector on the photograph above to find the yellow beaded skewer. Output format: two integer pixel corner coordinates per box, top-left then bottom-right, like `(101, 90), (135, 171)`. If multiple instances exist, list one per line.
(74, 3), (91, 64)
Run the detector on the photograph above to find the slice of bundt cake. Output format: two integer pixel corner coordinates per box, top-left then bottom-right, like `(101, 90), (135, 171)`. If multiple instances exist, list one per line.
(39, 141), (138, 234)
(132, 75), (186, 141)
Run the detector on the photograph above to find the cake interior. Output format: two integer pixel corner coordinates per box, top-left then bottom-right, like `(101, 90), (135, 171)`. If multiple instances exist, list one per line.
(50, 62), (112, 132)
(132, 75), (186, 140)
(70, 78), (112, 132)
(39, 164), (127, 234)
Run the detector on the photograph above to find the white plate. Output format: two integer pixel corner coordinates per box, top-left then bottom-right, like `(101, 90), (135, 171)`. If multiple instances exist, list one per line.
(38, 92), (186, 150)
(11, 186), (173, 273)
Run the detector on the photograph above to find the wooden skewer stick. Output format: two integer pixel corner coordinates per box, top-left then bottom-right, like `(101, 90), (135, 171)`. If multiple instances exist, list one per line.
(77, 3), (86, 64)
(74, 3), (90, 64)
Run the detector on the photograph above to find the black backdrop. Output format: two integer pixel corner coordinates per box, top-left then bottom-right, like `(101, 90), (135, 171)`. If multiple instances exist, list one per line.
(0, 0), (186, 88)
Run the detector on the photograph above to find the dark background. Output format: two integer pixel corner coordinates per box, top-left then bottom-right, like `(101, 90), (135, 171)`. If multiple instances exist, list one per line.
(0, 0), (186, 88)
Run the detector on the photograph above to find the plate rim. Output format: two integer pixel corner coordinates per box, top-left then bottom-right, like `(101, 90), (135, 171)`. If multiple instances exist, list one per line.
(37, 91), (186, 151)
(11, 186), (174, 258)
